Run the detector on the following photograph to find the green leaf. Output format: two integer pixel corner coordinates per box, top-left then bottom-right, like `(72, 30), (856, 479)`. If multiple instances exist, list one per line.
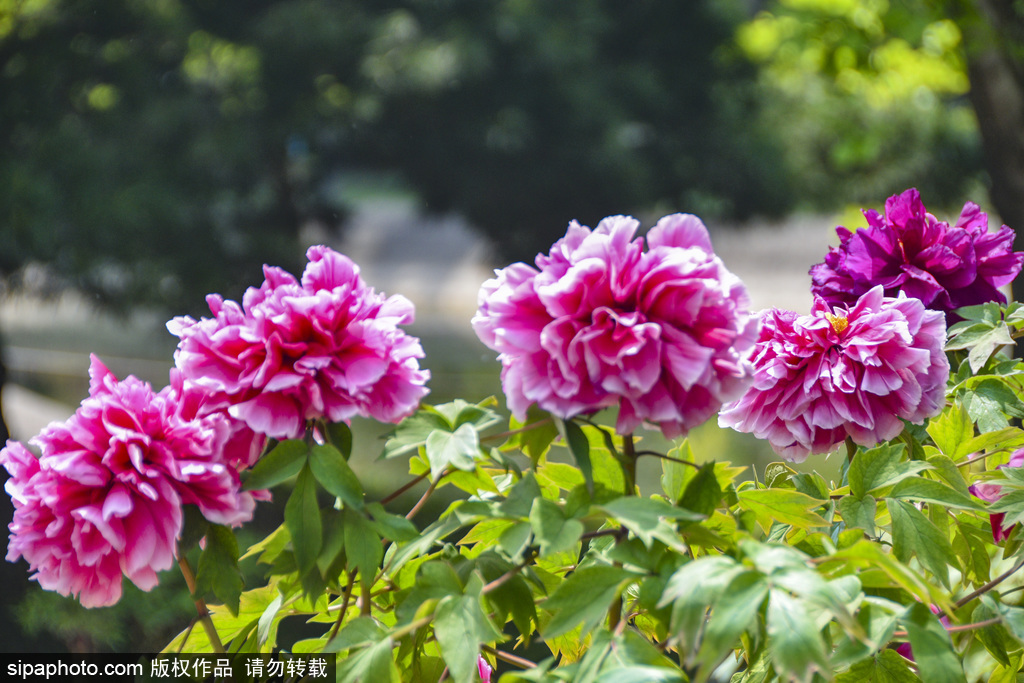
(337, 637), (399, 683)
(309, 443), (364, 509)
(242, 439), (308, 491)
(284, 464), (322, 577)
(434, 584), (505, 683)
(836, 648), (920, 682)
(926, 402), (974, 460)
(887, 499), (956, 589)
(345, 510), (383, 589)
(323, 421), (353, 459)
(595, 667), (684, 683)
(326, 615), (389, 653)
(767, 588), (829, 682)
(736, 488), (829, 530)
(680, 461), (722, 516)
(529, 497), (584, 558)
(660, 442), (697, 504)
(505, 406), (559, 462)
(839, 495), (877, 533)
(903, 602), (966, 683)
(817, 540), (945, 608)
(964, 378), (1024, 433)
(542, 565), (639, 639)
(382, 409), (450, 460)
(889, 477), (985, 512)
(498, 521), (533, 561)
(499, 472), (543, 518)
(556, 417), (594, 496)
(432, 397), (503, 431)
(697, 571), (769, 676)
(194, 524), (243, 616)
(599, 496), (703, 549)
(357, 503), (415, 544)
(425, 422), (483, 479)
(848, 443), (930, 498)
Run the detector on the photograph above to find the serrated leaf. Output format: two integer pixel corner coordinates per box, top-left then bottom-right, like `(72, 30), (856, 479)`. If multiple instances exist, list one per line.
(542, 565), (639, 639)
(505, 407), (559, 462)
(345, 510), (383, 589)
(309, 443), (364, 509)
(381, 409), (450, 460)
(425, 422), (483, 479)
(659, 556), (743, 658)
(836, 648), (920, 682)
(285, 464), (322, 577)
(767, 589), (829, 682)
(888, 499), (956, 589)
(557, 418), (594, 496)
(736, 488), (828, 531)
(680, 461), (722, 516)
(839, 495), (877, 533)
(500, 472), (543, 518)
(337, 637), (399, 683)
(889, 477), (985, 511)
(194, 524), (243, 615)
(599, 496), (703, 549)
(903, 602), (966, 683)
(242, 439), (308, 491)
(697, 571), (769, 676)
(849, 444), (930, 498)
(434, 584), (504, 683)
(364, 502), (419, 543)
(660, 442), (697, 504)
(965, 378), (1024, 433)
(529, 497), (584, 558)
(927, 402), (973, 460)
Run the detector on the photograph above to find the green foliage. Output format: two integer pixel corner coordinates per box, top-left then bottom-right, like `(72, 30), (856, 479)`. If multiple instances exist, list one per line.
(153, 304), (1024, 682)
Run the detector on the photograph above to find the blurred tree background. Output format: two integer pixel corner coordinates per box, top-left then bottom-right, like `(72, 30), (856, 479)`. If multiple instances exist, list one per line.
(1, 0), (1022, 654)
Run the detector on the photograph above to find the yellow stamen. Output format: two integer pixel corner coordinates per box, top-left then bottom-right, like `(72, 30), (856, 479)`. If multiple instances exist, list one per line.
(826, 313), (849, 335)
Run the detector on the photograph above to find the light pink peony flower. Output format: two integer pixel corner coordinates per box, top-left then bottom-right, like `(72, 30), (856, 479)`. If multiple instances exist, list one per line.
(472, 214), (758, 438)
(168, 245), (430, 440)
(0, 356), (257, 607)
(719, 286), (949, 462)
(969, 448), (1024, 543)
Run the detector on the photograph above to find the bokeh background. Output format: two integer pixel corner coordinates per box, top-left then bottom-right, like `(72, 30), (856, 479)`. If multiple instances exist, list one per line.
(0, 0), (1020, 654)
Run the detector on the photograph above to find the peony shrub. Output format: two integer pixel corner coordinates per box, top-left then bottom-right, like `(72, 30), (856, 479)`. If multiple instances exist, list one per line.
(4, 191), (1024, 683)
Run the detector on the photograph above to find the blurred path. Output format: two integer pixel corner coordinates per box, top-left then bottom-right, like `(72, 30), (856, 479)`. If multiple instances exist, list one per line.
(336, 200), (837, 323)
(0, 204), (840, 436)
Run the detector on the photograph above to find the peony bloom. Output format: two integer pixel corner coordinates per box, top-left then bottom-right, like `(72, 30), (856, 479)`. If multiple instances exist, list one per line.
(969, 448), (1024, 543)
(477, 655), (493, 682)
(0, 356), (256, 607)
(810, 188), (1023, 318)
(472, 214), (758, 438)
(168, 245), (430, 441)
(895, 604), (950, 661)
(719, 286), (949, 462)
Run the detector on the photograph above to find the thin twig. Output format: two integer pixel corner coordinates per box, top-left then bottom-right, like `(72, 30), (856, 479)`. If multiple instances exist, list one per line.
(482, 644), (538, 669)
(892, 616), (1003, 638)
(634, 450), (700, 468)
(483, 552), (536, 595)
(480, 418), (554, 443)
(406, 472), (446, 520)
(177, 555), (225, 653)
(379, 472), (430, 505)
(951, 558), (1024, 612)
(328, 573), (357, 640)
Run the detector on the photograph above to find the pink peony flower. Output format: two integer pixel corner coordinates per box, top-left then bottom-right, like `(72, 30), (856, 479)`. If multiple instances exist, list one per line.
(969, 448), (1024, 543)
(810, 188), (1023, 318)
(168, 245), (430, 441)
(477, 655), (493, 682)
(719, 286), (949, 462)
(472, 214), (758, 439)
(0, 356), (257, 607)
(895, 604), (950, 661)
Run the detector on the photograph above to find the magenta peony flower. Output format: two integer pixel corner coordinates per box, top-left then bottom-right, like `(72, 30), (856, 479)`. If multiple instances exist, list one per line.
(969, 448), (1024, 543)
(167, 245), (430, 441)
(719, 286), (949, 462)
(472, 214), (758, 438)
(477, 655), (493, 682)
(810, 188), (1023, 317)
(0, 356), (256, 607)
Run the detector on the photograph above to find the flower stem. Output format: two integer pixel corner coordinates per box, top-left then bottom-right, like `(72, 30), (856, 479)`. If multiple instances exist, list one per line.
(622, 433), (637, 496)
(379, 472), (430, 505)
(177, 555), (225, 653)
(405, 472), (445, 520)
(482, 644), (537, 669)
